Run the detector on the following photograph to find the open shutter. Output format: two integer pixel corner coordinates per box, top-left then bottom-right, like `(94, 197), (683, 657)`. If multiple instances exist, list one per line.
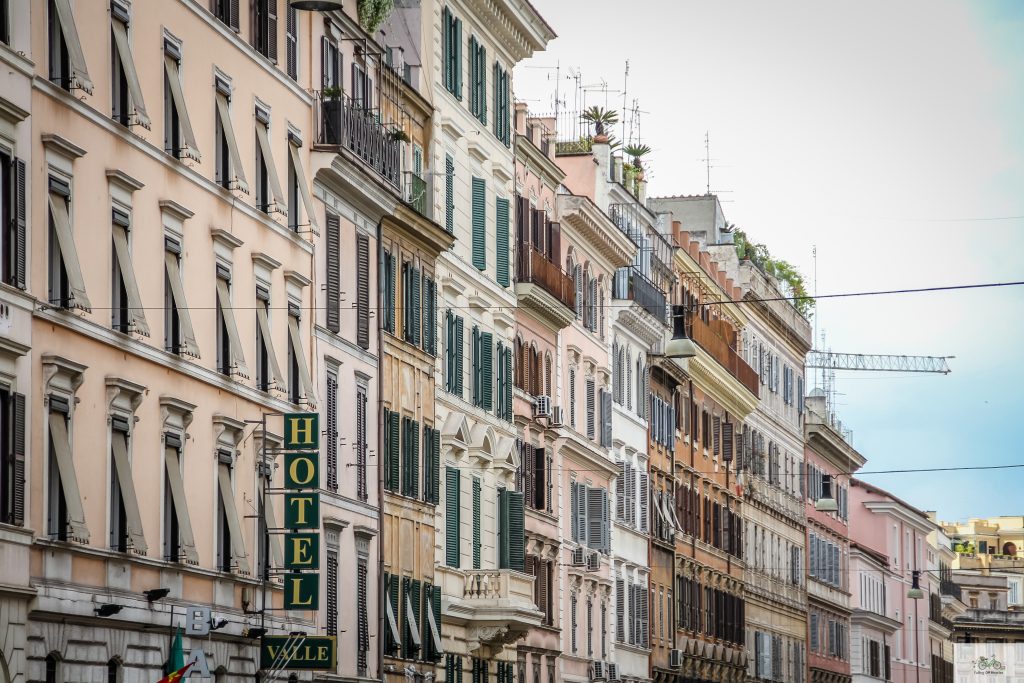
(13, 159), (26, 289)
(266, 1), (278, 62)
(356, 234), (370, 348)
(446, 467), (460, 567)
(496, 197), (510, 286)
(639, 471), (649, 533)
(445, 155), (455, 234)
(499, 489), (525, 571)
(616, 578), (625, 641)
(389, 411), (400, 492)
(324, 214), (341, 332)
(616, 460), (626, 521)
(480, 332), (493, 411)
(586, 486), (603, 552)
(601, 389), (613, 447)
(472, 477), (481, 569)
(471, 177), (486, 270)
(455, 316), (464, 396)
(11, 393), (25, 525)
(574, 482), (587, 546)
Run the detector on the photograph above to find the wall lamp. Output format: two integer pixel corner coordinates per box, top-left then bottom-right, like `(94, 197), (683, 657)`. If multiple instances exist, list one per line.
(144, 588), (171, 603)
(245, 628), (268, 639)
(95, 604), (124, 617)
(210, 619), (229, 631)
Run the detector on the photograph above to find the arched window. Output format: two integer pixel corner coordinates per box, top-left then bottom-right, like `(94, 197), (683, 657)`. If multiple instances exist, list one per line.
(544, 352), (552, 397)
(106, 659), (120, 683)
(611, 341), (620, 403)
(625, 348), (633, 411)
(529, 344), (540, 396)
(514, 336), (524, 389)
(45, 654), (59, 683)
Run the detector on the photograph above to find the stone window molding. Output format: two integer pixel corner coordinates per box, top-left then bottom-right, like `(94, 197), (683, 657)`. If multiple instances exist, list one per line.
(105, 376), (145, 425)
(324, 517), (350, 550)
(160, 396), (196, 437)
(42, 354), (86, 402)
(212, 413), (246, 461)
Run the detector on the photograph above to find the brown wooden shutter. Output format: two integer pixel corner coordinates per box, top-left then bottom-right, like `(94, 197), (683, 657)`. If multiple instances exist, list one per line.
(548, 221), (561, 263)
(14, 159), (26, 289)
(267, 0), (278, 62)
(325, 213), (340, 332)
(12, 392), (25, 525)
(538, 558), (550, 624)
(230, 0), (240, 30)
(356, 233), (370, 349)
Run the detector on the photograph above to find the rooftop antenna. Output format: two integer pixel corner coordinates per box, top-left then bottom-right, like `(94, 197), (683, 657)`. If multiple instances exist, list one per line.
(704, 131), (712, 195)
(621, 59), (629, 148)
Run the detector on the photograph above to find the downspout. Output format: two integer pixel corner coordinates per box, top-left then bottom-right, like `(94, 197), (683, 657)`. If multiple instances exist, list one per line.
(689, 379), (696, 558)
(377, 216), (386, 681)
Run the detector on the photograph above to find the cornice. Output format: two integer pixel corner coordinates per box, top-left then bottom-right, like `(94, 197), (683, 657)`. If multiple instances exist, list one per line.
(515, 135), (565, 186)
(384, 204), (455, 257)
(673, 350), (758, 420)
(674, 246), (747, 327)
(558, 194), (635, 270)
(555, 428), (619, 478)
(805, 419), (866, 471)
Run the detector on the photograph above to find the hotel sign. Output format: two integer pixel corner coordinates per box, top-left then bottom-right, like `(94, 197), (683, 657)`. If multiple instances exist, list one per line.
(281, 413), (321, 611)
(259, 636), (337, 670)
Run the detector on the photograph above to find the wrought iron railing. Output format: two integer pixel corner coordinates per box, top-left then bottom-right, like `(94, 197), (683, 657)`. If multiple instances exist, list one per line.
(687, 313), (760, 397)
(612, 267), (667, 323)
(516, 243), (575, 312)
(314, 91), (401, 188)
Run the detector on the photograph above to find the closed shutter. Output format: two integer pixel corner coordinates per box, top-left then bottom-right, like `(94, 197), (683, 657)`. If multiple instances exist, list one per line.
(574, 482), (587, 546)
(326, 373), (339, 492)
(639, 471), (649, 533)
(266, 1), (278, 61)
(455, 316), (464, 396)
(13, 159), (26, 289)
(585, 378), (595, 439)
(446, 467), (460, 567)
(325, 214), (340, 332)
(722, 422), (733, 462)
(11, 393), (25, 525)
(471, 177), (486, 270)
(496, 197), (510, 286)
(472, 477), (481, 568)
(285, 5), (297, 79)
(570, 480), (579, 541)
(713, 415), (721, 455)
(357, 559), (369, 663)
(504, 348), (513, 420)
(430, 428), (441, 504)
(445, 155), (455, 234)
(326, 550), (339, 635)
(586, 485), (604, 552)
(412, 420), (420, 498)
(389, 411), (400, 492)
(412, 266), (422, 346)
(357, 385), (367, 500)
(480, 332), (493, 411)
(616, 460), (625, 521)
(425, 277), (437, 355)
(356, 233), (370, 348)
(601, 389), (613, 447)
(453, 18), (463, 97)
(499, 489), (525, 570)
(616, 578), (625, 641)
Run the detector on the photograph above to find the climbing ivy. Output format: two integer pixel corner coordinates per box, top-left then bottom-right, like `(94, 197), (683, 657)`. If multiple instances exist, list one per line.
(734, 230), (815, 318)
(358, 0), (393, 33)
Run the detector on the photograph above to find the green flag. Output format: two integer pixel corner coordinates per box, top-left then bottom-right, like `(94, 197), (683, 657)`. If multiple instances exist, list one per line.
(166, 628), (185, 674)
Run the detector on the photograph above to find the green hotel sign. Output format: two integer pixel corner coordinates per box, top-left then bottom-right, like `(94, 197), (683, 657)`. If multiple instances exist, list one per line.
(278, 413), (324, 614)
(259, 636), (336, 670)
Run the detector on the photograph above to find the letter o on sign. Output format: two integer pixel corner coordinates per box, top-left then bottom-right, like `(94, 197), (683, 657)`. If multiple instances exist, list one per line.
(285, 452), (319, 489)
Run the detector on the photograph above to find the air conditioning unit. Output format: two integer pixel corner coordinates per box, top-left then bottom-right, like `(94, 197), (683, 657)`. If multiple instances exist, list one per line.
(534, 395), (551, 418)
(571, 546), (586, 566)
(607, 663), (619, 680)
(669, 648), (684, 669)
(550, 405), (564, 426)
(586, 551), (601, 572)
(590, 661), (606, 681)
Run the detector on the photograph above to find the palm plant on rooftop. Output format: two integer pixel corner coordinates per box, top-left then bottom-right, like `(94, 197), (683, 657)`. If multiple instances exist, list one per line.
(623, 143), (652, 173)
(581, 106), (619, 139)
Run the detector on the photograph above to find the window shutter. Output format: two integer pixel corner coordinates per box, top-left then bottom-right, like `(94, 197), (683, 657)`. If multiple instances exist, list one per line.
(446, 467), (460, 567)
(496, 197), (509, 287)
(445, 155), (455, 234)
(570, 480), (579, 541)
(616, 460), (626, 521)
(13, 158), (26, 289)
(454, 18), (463, 97)
(480, 332), (493, 411)
(325, 214), (341, 332)
(230, 0), (240, 30)
(11, 392), (25, 525)
(411, 266), (422, 346)
(389, 411), (400, 492)
(326, 373), (339, 491)
(411, 420), (420, 498)
(586, 485), (604, 552)
(713, 415), (721, 455)
(575, 482), (587, 546)
(442, 8), (451, 90)
(431, 428), (441, 504)
(601, 389), (613, 447)
(267, 1), (278, 61)
(471, 177), (486, 270)
(472, 477), (481, 569)
(387, 252), (397, 334)
(356, 233), (370, 348)
(467, 36), (477, 114)
(639, 471), (649, 533)
(505, 348), (513, 420)
(585, 378), (595, 439)
(455, 316), (464, 396)
(616, 578), (625, 641)
(285, 5), (297, 79)
(499, 489), (525, 571)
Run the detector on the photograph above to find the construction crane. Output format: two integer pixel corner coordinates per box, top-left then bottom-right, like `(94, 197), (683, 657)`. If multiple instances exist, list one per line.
(805, 352), (952, 374)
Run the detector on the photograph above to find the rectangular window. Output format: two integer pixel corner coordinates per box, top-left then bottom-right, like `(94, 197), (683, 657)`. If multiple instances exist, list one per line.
(287, 303), (316, 405)
(357, 557), (370, 673)
(164, 238), (200, 357)
(497, 488), (524, 570)
(163, 39), (200, 161)
(0, 0), (9, 45)
(213, 0), (238, 29)
(46, 397), (88, 542)
(401, 416), (420, 498)
(214, 76), (247, 192)
(255, 106), (287, 214)
(215, 266), (248, 377)
(441, 7), (462, 99)
(1, 152), (27, 289)
(108, 417), (146, 553)
(0, 389), (26, 527)
(471, 177), (486, 270)
(47, 177), (90, 311)
(468, 36), (486, 123)
(110, 2), (148, 128)
(163, 432), (198, 563)
(495, 197), (509, 286)
(252, 0), (277, 60)
(48, 0), (92, 92)
(471, 327), (492, 409)
(285, 4), (297, 79)
(110, 209), (149, 335)
(254, 287), (285, 392)
(215, 450), (249, 573)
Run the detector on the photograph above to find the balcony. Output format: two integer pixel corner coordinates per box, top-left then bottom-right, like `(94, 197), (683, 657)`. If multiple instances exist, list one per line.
(315, 91), (401, 189)
(687, 314), (760, 398)
(436, 566), (542, 656)
(515, 243), (576, 329)
(613, 267), (667, 323)
(404, 172), (429, 218)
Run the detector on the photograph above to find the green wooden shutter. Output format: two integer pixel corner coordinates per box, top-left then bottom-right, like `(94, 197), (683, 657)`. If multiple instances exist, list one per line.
(389, 411), (400, 492)
(445, 467), (461, 566)
(495, 341), (505, 419)
(499, 489), (525, 571)
(505, 349), (513, 420)
(400, 576), (410, 657)
(383, 409), (393, 490)
(412, 420), (420, 498)
(424, 277), (436, 355)
(386, 573), (400, 654)
(445, 155), (455, 234)
(479, 45), (487, 123)
(454, 18), (463, 99)
(442, 8), (451, 91)
(496, 197), (510, 286)
(471, 177), (486, 271)
(387, 251), (397, 333)
(471, 325), (480, 405)
(472, 477), (481, 569)
(445, 311), (454, 391)
(431, 582), (442, 661)
(481, 332), (493, 411)
(412, 266), (421, 346)
(455, 316), (464, 396)
(468, 36), (478, 115)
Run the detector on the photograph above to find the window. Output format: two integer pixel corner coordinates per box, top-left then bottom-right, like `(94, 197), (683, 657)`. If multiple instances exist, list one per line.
(108, 412), (145, 553)
(351, 62), (373, 110)
(401, 416), (420, 498)
(324, 367), (339, 491)
(403, 260), (421, 346)
(213, 0), (238, 29)
(0, 0), (8, 45)
(286, 303), (315, 404)
(164, 238), (200, 357)
(285, 5), (297, 79)
(468, 36), (486, 123)
(357, 556), (371, 673)
(215, 266), (248, 377)
(471, 177), (486, 270)
(1, 152), (26, 289)
(47, 176), (90, 311)
(163, 429), (198, 563)
(497, 488), (525, 570)
(493, 62), (510, 145)
(48, 0), (92, 92)
(254, 286), (285, 392)
(255, 106), (287, 214)
(569, 365), (576, 428)
(110, 3), (148, 128)
(422, 424), (440, 505)
(286, 131), (317, 232)
(215, 447), (248, 573)
(0, 388), (26, 526)
(384, 408), (399, 492)
(47, 393), (88, 542)
(570, 593), (577, 653)
(423, 274), (437, 356)
(471, 326), (492, 409)
(163, 39), (200, 161)
(441, 7), (462, 98)
(214, 76), (247, 192)
(110, 209), (148, 335)
(252, 0), (277, 60)
(571, 481), (610, 553)
(106, 658), (120, 683)
(45, 654), (59, 683)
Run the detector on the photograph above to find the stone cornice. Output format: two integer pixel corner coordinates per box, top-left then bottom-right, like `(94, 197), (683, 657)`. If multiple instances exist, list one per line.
(673, 350), (758, 420)
(558, 194), (636, 271)
(674, 246), (747, 327)
(515, 135), (565, 186)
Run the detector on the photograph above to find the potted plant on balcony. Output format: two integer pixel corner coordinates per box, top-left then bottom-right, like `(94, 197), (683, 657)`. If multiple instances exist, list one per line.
(624, 144), (652, 180)
(581, 106), (618, 143)
(389, 127), (410, 143)
(321, 87), (344, 144)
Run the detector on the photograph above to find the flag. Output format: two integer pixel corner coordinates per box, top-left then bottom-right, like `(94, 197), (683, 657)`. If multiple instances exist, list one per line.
(165, 628), (185, 674)
(157, 661), (194, 683)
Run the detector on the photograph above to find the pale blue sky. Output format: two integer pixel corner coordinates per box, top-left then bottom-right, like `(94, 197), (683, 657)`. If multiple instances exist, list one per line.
(514, 0), (1024, 522)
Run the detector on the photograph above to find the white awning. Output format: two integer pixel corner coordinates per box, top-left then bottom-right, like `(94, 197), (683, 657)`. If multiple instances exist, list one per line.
(215, 92), (248, 193)
(111, 430), (148, 554)
(287, 141), (318, 232)
(47, 413), (90, 543)
(255, 122), (288, 215)
(287, 315), (316, 407)
(163, 251), (200, 358)
(405, 592), (422, 648)
(47, 191), (91, 311)
(216, 278), (249, 378)
(217, 462), (250, 574)
(53, 0), (93, 93)
(164, 444), (199, 564)
(163, 55), (200, 161)
(255, 304), (287, 390)
(112, 225), (149, 336)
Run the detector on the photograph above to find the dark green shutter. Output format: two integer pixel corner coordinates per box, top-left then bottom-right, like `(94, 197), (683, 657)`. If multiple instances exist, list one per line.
(11, 392), (25, 525)
(468, 36), (477, 115)
(495, 341), (504, 419)
(496, 197), (509, 287)
(505, 349), (513, 420)
(454, 18), (463, 99)
(472, 477), (481, 569)
(446, 467), (461, 567)
(412, 266), (421, 346)
(455, 316), (464, 396)
(479, 45), (487, 123)
(471, 177), (486, 270)
(445, 155), (455, 234)
(424, 277), (436, 355)
(442, 8), (451, 92)
(431, 582), (442, 661)
(385, 573), (399, 654)
(445, 311), (455, 391)
(383, 409), (393, 490)
(471, 326), (479, 405)
(389, 410), (400, 492)
(430, 428), (441, 504)
(400, 577), (410, 657)
(411, 419), (420, 498)
(499, 490), (525, 571)
(386, 250), (396, 333)
(410, 578), (422, 657)
(480, 332), (493, 411)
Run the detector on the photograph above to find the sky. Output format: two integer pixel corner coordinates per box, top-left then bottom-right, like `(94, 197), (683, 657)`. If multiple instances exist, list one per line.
(513, 0), (1024, 522)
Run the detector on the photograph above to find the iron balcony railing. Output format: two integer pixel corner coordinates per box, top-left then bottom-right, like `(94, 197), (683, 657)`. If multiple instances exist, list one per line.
(404, 172), (429, 218)
(613, 267), (667, 323)
(940, 579), (962, 600)
(315, 91), (401, 189)
(516, 243), (575, 312)
(686, 313), (760, 397)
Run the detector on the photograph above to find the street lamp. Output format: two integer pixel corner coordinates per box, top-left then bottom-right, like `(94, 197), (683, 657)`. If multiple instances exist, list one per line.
(908, 570), (925, 600)
(815, 473), (839, 512)
(664, 305), (698, 359)
(144, 588), (171, 603)
(289, 1), (344, 10)
(95, 604), (124, 617)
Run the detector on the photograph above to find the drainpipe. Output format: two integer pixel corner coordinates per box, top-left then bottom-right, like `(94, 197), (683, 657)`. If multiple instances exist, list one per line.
(377, 216), (386, 681)
(689, 379), (696, 558)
